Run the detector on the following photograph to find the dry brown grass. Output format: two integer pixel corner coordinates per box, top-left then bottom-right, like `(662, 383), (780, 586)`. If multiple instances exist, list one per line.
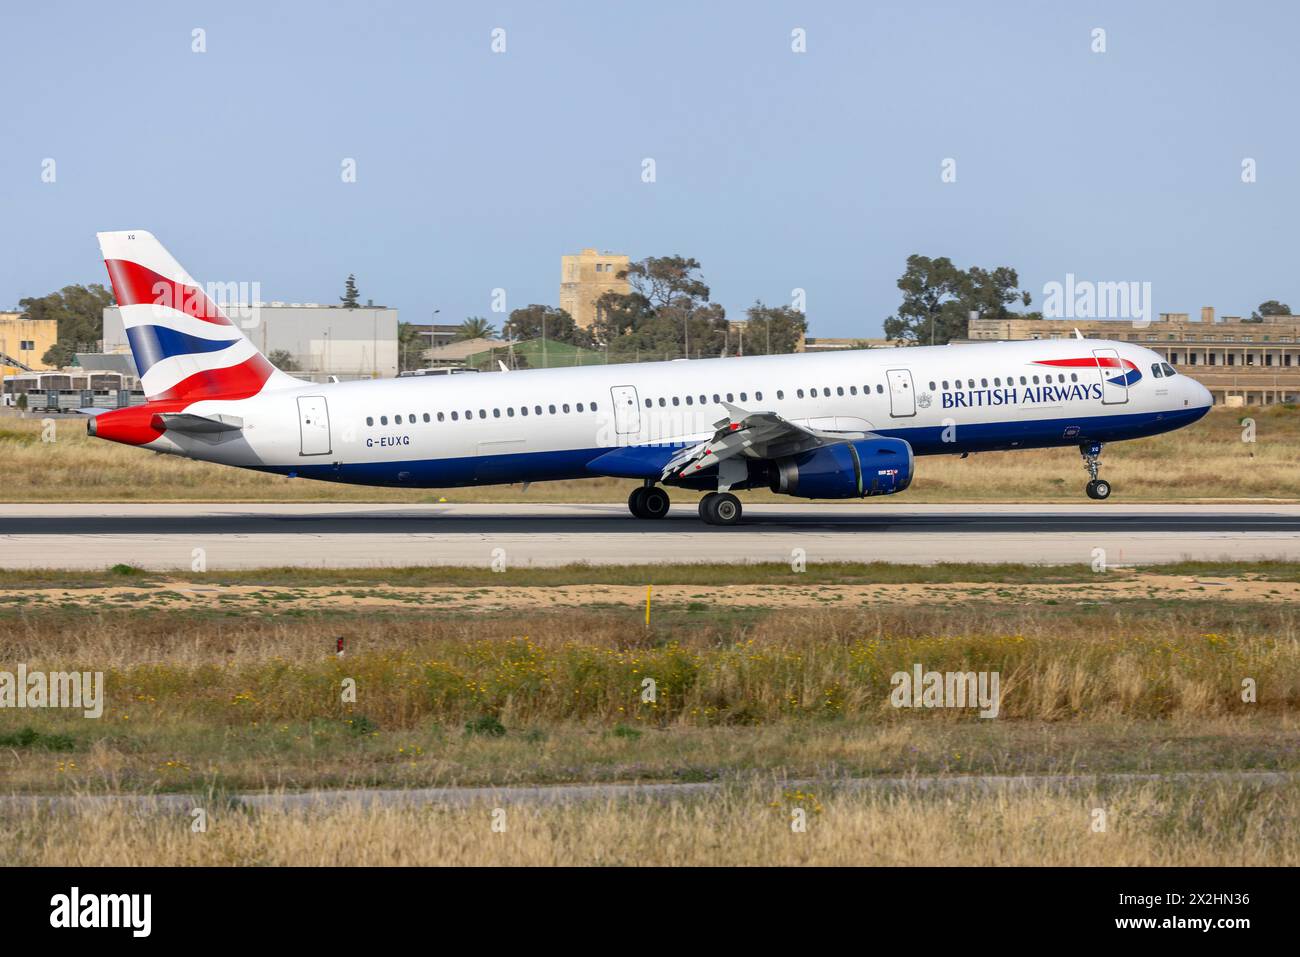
(2, 404), (1297, 502)
(4, 779), (1295, 865)
(1, 592), (1297, 794)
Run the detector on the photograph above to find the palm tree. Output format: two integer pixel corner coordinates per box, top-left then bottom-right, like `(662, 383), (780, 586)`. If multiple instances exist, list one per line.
(455, 316), (497, 341)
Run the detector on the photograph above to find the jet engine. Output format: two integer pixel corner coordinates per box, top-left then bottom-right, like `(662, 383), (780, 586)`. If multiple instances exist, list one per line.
(769, 437), (913, 499)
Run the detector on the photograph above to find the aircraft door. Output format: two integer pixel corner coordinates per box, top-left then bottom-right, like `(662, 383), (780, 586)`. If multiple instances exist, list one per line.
(297, 395), (332, 455)
(1092, 348), (1129, 405)
(610, 385), (641, 434)
(886, 369), (916, 418)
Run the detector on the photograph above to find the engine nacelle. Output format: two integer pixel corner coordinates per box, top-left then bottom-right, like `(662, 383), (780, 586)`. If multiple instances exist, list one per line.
(769, 437), (913, 499)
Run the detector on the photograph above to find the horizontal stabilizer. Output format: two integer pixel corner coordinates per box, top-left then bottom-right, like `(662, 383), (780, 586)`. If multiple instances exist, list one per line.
(149, 412), (244, 434)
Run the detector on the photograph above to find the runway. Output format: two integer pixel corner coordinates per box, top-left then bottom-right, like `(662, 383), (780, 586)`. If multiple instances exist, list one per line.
(3, 502), (1300, 569)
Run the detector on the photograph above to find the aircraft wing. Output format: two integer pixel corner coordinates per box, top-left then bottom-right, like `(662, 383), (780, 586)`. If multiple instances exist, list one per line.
(660, 401), (871, 482)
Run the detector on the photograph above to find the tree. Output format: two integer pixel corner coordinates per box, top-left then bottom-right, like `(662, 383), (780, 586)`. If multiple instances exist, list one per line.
(1249, 299), (1292, 322)
(883, 255), (1031, 345)
(455, 316), (497, 341)
(267, 349), (299, 372)
(742, 302), (808, 355)
(591, 255), (728, 359)
(397, 322), (425, 372)
(20, 284), (116, 368)
(501, 305), (591, 347)
(340, 274), (360, 308)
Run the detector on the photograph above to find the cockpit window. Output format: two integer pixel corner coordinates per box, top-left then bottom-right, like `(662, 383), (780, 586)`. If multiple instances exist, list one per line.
(1151, 363), (1164, 378)
(1161, 363), (1176, 376)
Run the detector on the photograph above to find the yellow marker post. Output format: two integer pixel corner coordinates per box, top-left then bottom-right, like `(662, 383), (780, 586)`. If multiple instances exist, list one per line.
(645, 585), (652, 627)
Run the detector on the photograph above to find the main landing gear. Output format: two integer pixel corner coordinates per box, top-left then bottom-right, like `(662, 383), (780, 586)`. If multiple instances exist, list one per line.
(1080, 441), (1112, 500)
(628, 484), (671, 519)
(698, 491), (742, 526)
(628, 484), (743, 526)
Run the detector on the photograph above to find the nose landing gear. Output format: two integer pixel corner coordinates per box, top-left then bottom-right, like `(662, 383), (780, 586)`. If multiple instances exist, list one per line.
(1080, 441), (1112, 500)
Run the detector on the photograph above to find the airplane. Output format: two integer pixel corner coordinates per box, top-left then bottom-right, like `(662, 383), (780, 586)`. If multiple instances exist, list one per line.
(84, 231), (1214, 525)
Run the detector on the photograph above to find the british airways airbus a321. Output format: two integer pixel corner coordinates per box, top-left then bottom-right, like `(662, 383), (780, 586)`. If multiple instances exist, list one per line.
(84, 231), (1213, 525)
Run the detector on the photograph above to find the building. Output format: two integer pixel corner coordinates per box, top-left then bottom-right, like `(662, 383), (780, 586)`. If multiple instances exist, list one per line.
(0, 311), (58, 377)
(421, 337), (503, 369)
(559, 248), (630, 330)
(801, 336), (901, 353)
(967, 308), (1300, 406)
(408, 322), (463, 351)
(103, 303), (399, 382)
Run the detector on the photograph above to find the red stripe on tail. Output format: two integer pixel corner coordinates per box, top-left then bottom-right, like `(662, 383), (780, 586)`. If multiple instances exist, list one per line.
(104, 259), (232, 326)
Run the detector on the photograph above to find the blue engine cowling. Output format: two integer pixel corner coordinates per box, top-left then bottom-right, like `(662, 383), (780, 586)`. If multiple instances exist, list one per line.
(769, 437), (914, 499)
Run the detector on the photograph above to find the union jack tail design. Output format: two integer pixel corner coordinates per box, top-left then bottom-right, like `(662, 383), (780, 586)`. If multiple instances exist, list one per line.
(96, 231), (300, 403)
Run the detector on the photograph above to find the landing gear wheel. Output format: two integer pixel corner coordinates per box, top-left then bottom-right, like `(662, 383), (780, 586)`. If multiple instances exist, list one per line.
(640, 486), (671, 519)
(1079, 441), (1110, 501)
(701, 492), (742, 526)
(1086, 479), (1111, 500)
(628, 487), (648, 518)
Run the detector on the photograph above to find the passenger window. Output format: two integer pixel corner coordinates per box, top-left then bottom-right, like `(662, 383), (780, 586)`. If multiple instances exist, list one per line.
(451, 411), (458, 421)
(685, 395), (693, 405)
(591, 401), (598, 411)
(942, 381), (949, 390)
(740, 392), (748, 401)
(535, 406), (542, 415)
(395, 415), (402, 424)
(1070, 373), (1078, 382)
(437, 412), (444, 422)
(926, 383), (933, 391)
(776, 390), (784, 399)
(755, 391), (762, 401)
(980, 379), (988, 388)
(366, 416), (374, 426)
(658, 398), (666, 407)
(423, 413), (430, 422)
(520, 406), (528, 416)
(380, 415), (388, 425)
(810, 388), (818, 398)
(672, 397), (679, 406)
(1031, 376), (1039, 385)
(507, 407), (515, 416)
(548, 405), (556, 414)
(492, 409), (500, 418)
(797, 389), (804, 398)
(876, 385), (883, 394)
(644, 398), (652, 408)
(562, 403), (570, 413)
(726, 393), (734, 402)
(577, 402), (584, 412)
(713, 394), (720, 403)
(1019, 376), (1027, 385)
(993, 378), (1000, 387)
(836, 387), (844, 396)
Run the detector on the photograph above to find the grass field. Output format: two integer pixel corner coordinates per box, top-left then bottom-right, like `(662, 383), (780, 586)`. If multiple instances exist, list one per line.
(2, 404), (1297, 502)
(6, 778), (1296, 866)
(3, 561), (1295, 863)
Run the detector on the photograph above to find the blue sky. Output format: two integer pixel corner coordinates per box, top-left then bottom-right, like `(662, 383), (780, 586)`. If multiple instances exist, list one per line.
(1, 0), (1295, 337)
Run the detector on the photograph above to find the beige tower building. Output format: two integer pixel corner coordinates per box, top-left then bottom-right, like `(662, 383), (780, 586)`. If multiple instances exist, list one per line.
(560, 248), (630, 329)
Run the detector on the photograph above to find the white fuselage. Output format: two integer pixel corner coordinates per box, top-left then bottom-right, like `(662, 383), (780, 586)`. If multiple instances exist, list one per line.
(144, 338), (1212, 489)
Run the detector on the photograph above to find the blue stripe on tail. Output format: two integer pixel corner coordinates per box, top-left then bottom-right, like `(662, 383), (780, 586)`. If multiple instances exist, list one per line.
(126, 324), (239, 375)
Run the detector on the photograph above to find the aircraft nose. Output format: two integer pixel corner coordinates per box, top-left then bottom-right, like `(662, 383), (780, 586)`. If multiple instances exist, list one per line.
(1189, 377), (1212, 409)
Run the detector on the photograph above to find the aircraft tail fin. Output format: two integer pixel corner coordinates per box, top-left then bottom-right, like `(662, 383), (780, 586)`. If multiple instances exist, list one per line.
(96, 230), (301, 403)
